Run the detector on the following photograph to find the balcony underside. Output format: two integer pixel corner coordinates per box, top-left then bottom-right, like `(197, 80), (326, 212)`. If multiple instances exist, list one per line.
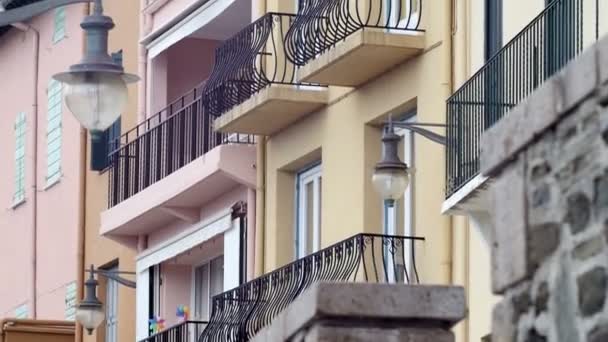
(101, 144), (256, 247)
(213, 85), (329, 135)
(298, 29), (425, 87)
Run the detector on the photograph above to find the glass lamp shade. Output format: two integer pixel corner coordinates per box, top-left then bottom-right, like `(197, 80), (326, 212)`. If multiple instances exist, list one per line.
(372, 167), (410, 201)
(75, 305), (105, 334)
(60, 72), (128, 132)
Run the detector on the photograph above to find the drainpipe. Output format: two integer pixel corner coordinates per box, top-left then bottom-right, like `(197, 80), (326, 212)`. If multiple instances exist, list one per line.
(442, 0), (454, 284)
(246, 188), (256, 280)
(139, 0), (152, 123)
(8, 18), (40, 320)
(254, 137), (266, 277)
(75, 4), (90, 342)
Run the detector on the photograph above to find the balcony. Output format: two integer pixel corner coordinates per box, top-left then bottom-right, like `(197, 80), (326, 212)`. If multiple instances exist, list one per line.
(198, 233), (425, 341)
(208, 13), (329, 136)
(445, 0), (603, 199)
(102, 83), (255, 242)
(284, 0), (425, 87)
(140, 321), (208, 342)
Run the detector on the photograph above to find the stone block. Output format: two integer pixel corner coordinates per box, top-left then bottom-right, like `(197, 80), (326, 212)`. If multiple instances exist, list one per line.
(598, 34), (608, 86)
(565, 192), (592, 235)
(250, 283), (466, 342)
(492, 299), (516, 342)
(588, 324), (608, 342)
(572, 237), (604, 261)
(527, 77), (563, 138)
(534, 282), (549, 314)
(481, 101), (528, 177)
(303, 326), (454, 342)
(577, 267), (607, 317)
(527, 223), (560, 272)
(492, 159), (528, 294)
(562, 44), (598, 112)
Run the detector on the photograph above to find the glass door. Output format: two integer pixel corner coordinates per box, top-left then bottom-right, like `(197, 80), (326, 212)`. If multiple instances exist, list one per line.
(296, 164), (322, 258)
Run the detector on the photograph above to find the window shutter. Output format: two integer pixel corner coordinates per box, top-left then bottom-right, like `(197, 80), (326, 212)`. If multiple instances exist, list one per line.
(14, 304), (28, 319)
(46, 80), (62, 186)
(13, 112), (27, 204)
(65, 282), (77, 320)
(53, 7), (66, 43)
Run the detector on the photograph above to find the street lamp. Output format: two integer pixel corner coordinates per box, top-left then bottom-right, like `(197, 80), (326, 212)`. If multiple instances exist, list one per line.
(52, 0), (139, 138)
(75, 265), (136, 335)
(75, 266), (105, 335)
(373, 120), (410, 205)
(0, 0), (139, 139)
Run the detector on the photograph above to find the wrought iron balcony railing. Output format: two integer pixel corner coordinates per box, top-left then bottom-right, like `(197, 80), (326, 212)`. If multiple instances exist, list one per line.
(140, 321), (208, 342)
(198, 233), (425, 342)
(107, 82), (254, 207)
(445, 0), (602, 198)
(285, 0), (424, 67)
(203, 12), (323, 118)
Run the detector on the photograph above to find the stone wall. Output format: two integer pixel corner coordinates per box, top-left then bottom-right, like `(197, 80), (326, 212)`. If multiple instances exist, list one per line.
(481, 35), (608, 342)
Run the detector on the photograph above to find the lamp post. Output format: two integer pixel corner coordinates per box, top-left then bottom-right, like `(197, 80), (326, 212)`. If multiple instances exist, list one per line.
(75, 265), (136, 335)
(0, 0), (139, 140)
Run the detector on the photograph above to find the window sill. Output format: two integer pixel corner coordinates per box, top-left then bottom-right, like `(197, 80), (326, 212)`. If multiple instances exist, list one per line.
(44, 176), (61, 191)
(10, 198), (26, 210)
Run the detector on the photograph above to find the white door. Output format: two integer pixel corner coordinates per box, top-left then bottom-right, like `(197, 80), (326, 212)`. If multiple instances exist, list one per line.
(387, 0), (421, 29)
(105, 267), (119, 342)
(296, 164), (322, 258)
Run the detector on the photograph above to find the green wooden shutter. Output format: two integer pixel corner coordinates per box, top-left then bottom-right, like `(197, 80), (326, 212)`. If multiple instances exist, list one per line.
(46, 80), (62, 186)
(65, 281), (77, 320)
(53, 7), (66, 43)
(14, 304), (28, 319)
(13, 112), (26, 205)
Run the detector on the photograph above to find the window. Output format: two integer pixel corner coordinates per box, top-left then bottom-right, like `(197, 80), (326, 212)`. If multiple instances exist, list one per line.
(106, 266), (119, 342)
(296, 163), (322, 258)
(13, 112), (26, 205)
(193, 256), (224, 320)
(65, 281), (77, 320)
(14, 304), (28, 319)
(53, 7), (66, 43)
(46, 80), (63, 187)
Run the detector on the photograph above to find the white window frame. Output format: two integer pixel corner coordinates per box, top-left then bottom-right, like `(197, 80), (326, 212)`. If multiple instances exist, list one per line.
(105, 266), (119, 342)
(13, 112), (27, 207)
(295, 163), (322, 258)
(191, 255), (224, 321)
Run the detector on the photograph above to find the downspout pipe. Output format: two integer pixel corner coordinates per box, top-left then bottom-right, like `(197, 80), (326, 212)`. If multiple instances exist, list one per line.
(254, 137), (266, 276)
(8, 17), (40, 320)
(76, 4), (90, 342)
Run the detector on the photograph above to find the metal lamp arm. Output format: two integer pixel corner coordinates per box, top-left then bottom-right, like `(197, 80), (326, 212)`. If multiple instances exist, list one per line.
(0, 0), (96, 27)
(387, 122), (447, 146)
(94, 269), (136, 288)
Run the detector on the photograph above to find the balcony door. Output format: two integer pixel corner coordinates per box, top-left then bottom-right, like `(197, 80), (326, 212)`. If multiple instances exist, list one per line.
(545, 0), (578, 77)
(193, 256), (224, 321)
(296, 164), (322, 258)
(105, 266), (119, 342)
(484, 0), (504, 128)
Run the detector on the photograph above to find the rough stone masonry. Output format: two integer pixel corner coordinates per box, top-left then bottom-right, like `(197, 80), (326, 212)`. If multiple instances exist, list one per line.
(481, 35), (608, 342)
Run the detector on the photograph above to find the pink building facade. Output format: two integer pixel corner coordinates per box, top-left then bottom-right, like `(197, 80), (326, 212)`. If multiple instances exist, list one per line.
(99, 1), (257, 339)
(0, 2), (87, 321)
